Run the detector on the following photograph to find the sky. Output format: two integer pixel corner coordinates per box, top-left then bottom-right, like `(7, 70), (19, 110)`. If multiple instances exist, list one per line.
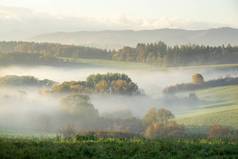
(0, 0), (237, 39)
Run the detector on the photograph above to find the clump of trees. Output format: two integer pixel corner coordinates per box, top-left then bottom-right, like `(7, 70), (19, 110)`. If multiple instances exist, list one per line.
(0, 52), (72, 66)
(0, 41), (111, 60)
(0, 75), (55, 87)
(52, 73), (140, 95)
(143, 107), (185, 139)
(58, 92), (144, 133)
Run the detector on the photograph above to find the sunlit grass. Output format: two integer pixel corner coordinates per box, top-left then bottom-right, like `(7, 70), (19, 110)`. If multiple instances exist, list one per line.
(176, 85), (238, 128)
(60, 57), (159, 70)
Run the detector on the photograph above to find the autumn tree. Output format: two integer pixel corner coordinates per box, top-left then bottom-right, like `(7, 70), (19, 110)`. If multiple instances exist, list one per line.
(157, 108), (175, 125)
(144, 121), (185, 139)
(192, 73), (204, 84)
(143, 107), (175, 126)
(96, 80), (109, 93)
(143, 107), (158, 126)
(143, 108), (185, 139)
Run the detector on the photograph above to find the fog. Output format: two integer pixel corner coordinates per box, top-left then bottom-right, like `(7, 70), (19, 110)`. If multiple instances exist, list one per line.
(0, 65), (237, 134)
(0, 87), (61, 133)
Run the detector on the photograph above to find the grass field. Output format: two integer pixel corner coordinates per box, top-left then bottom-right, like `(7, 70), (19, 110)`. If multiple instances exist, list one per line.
(0, 137), (238, 159)
(170, 63), (238, 70)
(60, 57), (158, 70)
(64, 57), (238, 70)
(177, 85), (238, 128)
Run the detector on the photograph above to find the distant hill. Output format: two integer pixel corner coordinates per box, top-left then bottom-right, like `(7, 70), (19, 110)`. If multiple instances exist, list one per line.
(31, 27), (238, 49)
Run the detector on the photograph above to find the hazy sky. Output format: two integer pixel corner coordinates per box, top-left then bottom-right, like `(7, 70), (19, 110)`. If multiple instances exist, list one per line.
(0, 0), (237, 39)
(0, 0), (237, 20)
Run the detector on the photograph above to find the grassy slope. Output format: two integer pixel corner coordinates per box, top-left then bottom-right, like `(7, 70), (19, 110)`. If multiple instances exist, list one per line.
(177, 85), (238, 128)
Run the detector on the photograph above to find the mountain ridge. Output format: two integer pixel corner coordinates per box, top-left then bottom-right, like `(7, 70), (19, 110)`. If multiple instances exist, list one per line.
(31, 27), (238, 49)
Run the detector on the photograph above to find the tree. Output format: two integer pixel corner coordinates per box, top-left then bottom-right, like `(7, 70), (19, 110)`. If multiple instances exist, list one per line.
(144, 122), (161, 139)
(143, 107), (158, 126)
(144, 121), (185, 139)
(143, 108), (183, 139)
(192, 73), (204, 84)
(61, 94), (99, 118)
(96, 80), (109, 93)
(111, 80), (127, 93)
(143, 107), (174, 126)
(157, 108), (175, 125)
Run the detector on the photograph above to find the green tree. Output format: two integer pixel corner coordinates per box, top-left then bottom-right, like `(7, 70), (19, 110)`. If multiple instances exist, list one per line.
(61, 94), (99, 118)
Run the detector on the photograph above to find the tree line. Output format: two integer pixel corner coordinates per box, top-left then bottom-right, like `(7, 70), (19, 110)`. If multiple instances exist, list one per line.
(163, 76), (238, 94)
(0, 41), (111, 60)
(112, 42), (238, 66)
(1, 41), (238, 66)
(0, 75), (55, 87)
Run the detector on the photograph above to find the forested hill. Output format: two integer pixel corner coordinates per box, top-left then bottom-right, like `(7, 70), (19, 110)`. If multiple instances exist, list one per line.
(0, 41), (111, 59)
(0, 41), (238, 67)
(31, 27), (238, 49)
(112, 42), (238, 66)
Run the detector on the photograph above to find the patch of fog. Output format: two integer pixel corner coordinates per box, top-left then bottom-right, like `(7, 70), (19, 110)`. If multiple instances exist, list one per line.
(90, 94), (158, 117)
(0, 65), (238, 133)
(0, 87), (62, 132)
(90, 94), (205, 118)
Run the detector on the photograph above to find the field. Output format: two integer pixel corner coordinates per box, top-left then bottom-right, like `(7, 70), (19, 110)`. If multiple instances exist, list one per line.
(60, 57), (158, 70)
(170, 63), (238, 70)
(1, 60), (238, 158)
(63, 57), (238, 70)
(0, 137), (238, 159)
(177, 85), (238, 128)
